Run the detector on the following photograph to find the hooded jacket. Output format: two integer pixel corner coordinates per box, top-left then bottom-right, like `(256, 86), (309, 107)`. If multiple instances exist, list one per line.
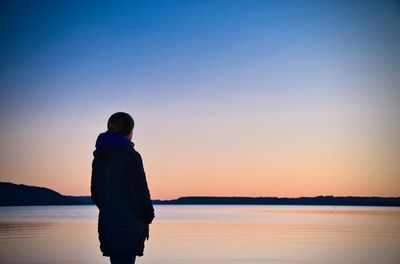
(91, 130), (155, 257)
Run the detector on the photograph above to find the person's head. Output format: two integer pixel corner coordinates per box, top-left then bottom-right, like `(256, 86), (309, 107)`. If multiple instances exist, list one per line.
(107, 112), (134, 140)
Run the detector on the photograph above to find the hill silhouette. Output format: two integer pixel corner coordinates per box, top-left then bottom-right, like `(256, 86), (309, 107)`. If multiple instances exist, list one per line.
(1, 181), (399, 206)
(0, 181), (85, 206)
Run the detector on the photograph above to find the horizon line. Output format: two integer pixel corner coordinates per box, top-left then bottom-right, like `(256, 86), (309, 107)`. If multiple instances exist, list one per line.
(2, 181), (399, 200)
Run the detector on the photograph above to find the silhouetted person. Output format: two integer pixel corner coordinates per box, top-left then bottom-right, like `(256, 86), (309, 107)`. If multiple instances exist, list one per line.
(91, 112), (155, 264)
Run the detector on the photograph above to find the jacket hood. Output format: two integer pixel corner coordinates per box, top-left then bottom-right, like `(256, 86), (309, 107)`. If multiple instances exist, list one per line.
(95, 130), (135, 149)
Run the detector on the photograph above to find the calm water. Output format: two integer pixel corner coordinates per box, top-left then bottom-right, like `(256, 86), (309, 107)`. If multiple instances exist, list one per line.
(0, 205), (399, 264)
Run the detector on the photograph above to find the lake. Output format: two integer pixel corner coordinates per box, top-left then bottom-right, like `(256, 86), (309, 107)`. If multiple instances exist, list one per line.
(0, 205), (399, 264)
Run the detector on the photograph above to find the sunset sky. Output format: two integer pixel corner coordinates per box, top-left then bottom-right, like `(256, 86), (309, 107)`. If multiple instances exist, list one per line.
(0, 0), (399, 200)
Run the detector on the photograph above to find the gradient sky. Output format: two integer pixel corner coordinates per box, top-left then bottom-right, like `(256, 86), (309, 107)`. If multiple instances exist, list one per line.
(0, 0), (399, 199)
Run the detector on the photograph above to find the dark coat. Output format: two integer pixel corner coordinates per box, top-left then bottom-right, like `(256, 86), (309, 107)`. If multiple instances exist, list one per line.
(90, 130), (155, 257)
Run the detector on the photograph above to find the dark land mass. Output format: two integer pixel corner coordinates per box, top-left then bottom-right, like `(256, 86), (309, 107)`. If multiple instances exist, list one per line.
(1, 181), (399, 206)
(0, 181), (84, 206)
(155, 196), (400, 206)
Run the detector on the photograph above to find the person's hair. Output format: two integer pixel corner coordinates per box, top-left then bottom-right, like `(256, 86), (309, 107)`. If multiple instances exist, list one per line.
(107, 112), (134, 136)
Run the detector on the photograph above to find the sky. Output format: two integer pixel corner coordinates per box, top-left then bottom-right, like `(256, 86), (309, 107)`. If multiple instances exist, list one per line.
(0, 0), (399, 199)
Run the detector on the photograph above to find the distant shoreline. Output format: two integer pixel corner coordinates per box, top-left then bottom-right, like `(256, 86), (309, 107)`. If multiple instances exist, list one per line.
(1, 181), (400, 207)
(151, 196), (400, 207)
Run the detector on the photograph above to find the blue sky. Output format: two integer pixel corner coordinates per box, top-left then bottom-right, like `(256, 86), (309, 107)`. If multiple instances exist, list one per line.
(0, 0), (399, 198)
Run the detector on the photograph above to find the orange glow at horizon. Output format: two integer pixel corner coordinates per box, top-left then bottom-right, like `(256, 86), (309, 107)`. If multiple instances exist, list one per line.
(1, 101), (398, 200)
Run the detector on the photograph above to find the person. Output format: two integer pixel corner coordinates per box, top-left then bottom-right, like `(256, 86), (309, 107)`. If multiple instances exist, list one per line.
(91, 112), (155, 264)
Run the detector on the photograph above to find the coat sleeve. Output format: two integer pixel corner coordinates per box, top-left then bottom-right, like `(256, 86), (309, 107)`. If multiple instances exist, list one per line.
(90, 155), (100, 208)
(126, 150), (155, 224)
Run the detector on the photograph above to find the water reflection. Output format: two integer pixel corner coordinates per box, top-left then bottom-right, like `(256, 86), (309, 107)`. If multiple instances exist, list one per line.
(0, 205), (399, 264)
